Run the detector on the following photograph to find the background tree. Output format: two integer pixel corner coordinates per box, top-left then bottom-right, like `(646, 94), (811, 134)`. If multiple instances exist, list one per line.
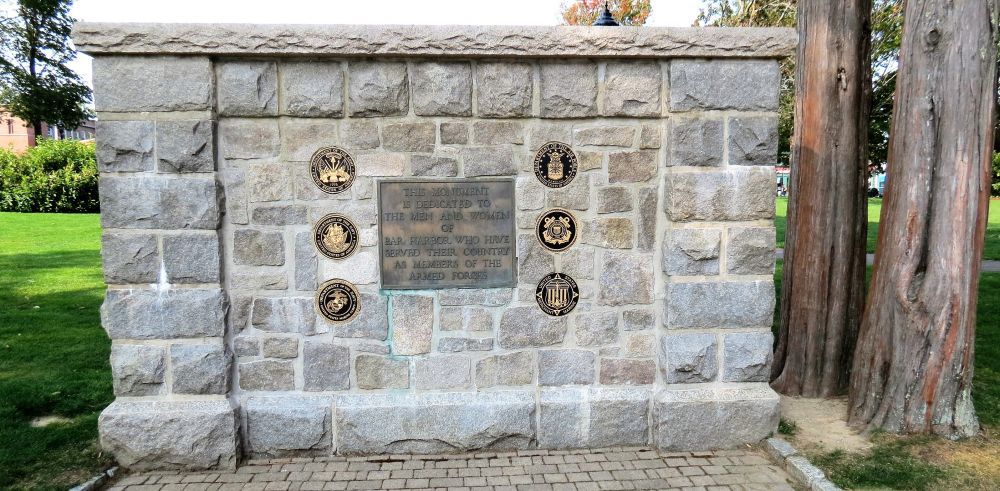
(0, 0), (91, 144)
(561, 0), (651, 26)
(849, 0), (998, 438)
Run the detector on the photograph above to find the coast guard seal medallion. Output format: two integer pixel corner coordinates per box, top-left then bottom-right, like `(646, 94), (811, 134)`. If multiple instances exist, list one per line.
(310, 146), (355, 194)
(313, 213), (359, 260)
(317, 279), (361, 323)
(535, 208), (577, 252)
(533, 141), (578, 188)
(535, 272), (580, 316)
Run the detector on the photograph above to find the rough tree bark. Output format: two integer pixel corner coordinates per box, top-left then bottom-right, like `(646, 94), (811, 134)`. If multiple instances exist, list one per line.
(848, 0), (998, 438)
(771, 0), (871, 397)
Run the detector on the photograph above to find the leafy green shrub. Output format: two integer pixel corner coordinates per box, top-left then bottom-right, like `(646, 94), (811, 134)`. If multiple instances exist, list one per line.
(0, 138), (98, 213)
(992, 152), (1000, 197)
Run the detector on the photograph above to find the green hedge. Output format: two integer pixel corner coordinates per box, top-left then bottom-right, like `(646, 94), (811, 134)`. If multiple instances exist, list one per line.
(0, 139), (99, 213)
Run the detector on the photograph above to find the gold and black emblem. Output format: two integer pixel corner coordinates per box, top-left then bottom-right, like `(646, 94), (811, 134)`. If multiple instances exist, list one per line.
(533, 141), (578, 189)
(313, 213), (359, 260)
(316, 279), (361, 323)
(535, 208), (577, 252)
(535, 272), (580, 316)
(310, 146), (355, 194)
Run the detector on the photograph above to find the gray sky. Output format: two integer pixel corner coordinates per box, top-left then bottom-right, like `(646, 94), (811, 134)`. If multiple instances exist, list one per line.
(68, 0), (705, 87)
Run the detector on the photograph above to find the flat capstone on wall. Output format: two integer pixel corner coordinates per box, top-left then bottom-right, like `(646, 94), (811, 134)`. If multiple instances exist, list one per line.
(75, 23), (795, 470)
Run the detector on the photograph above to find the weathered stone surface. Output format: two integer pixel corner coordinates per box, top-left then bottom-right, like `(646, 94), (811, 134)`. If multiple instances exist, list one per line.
(280, 61), (344, 117)
(98, 400), (238, 470)
(528, 123), (572, 149)
(229, 294), (252, 333)
(220, 169), (248, 225)
(476, 62), (533, 118)
(217, 61), (277, 116)
(411, 62), (472, 116)
(234, 337), (259, 357)
(723, 332), (773, 382)
(589, 389), (650, 446)
(355, 355), (409, 389)
(233, 229), (284, 266)
(663, 228), (721, 276)
(663, 167), (776, 222)
(652, 386), (780, 450)
(251, 297), (316, 334)
(727, 227), (775, 275)
(280, 119), (339, 161)
(219, 118), (280, 161)
(415, 355), (472, 389)
(540, 62), (598, 118)
(332, 293), (388, 340)
(96, 120), (154, 172)
(573, 126), (636, 147)
(636, 187), (657, 252)
(575, 311), (619, 347)
(100, 176), (219, 230)
(669, 117), (724, 167)
(498, 306), (568, 349)
(515, 175), (545, 211)
(625, 332), (656, 357)
(251, 204), (307, 226)
(93, 56), (212, 112)
(336, 391), (535, 453)
(440, 307), (462, 331)
(262, 337), (299, 359)
(546, 175), (591, 210)
(608, 150), (657, 183)
(670, 59), (781, 111)
(729, 115), (779, 166)
(640, 124), (662, 149)
(660, 333), (718, 383)
(623, 309), (654, 331)
(599, 358), (655, 385)
(665, 280), (775, 328)
(561, 247), (595, 280)
(303, 341), (350, 391)
(102, 233), (158, 284)
(355, 152), (407, 177)
(537, 389), (586, 448)
(294, 231), (316, 291)
(382, 122), (436, 153)
(161, 233), (220, 283)
(245, 397), (332, 457)
(538, 349), (596, 386)
(409, 155), (457, 177)
(598, 251), (654, 307)
(246, 163), (292, 203)
(170, 344), (230, 395)
(476, 351), (534, 388)
(597, 186), (633, 213)
(439, 122), (469, 145)
(516, 233), (555, 285)
(110, 344), (165, 396)
(230, 272), (287, 290)
(156, 120), (214, 173)
(439, 288), (514, 306)
(391, 295), (434, 355)
(584, 216), (635, 248)
(461, 146), (518, 177)
(473, 121), (523, 145)
(102, 288), (226, 339)
(348, 61), (408, 117)
(438, 337), (494, 352)
(603, 61), (661, 117)
(239, 360), (295, 391)
(340, 119), (380, 150)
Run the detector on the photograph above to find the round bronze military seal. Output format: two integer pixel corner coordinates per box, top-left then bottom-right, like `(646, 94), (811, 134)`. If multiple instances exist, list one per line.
(313, 213), (359, 260)
(535, 272), (580, 317)
(310, 146), (355, 194)
(533, 141), (578, 188)
(535, 208), (578, 252)
(316, 279), (361, 323)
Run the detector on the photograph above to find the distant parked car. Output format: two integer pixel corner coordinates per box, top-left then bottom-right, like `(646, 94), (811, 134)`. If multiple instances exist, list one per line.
(868, 187), (882, 198)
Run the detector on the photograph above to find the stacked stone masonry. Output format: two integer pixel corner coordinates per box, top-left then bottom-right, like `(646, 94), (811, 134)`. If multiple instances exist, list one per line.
(79, 23), (793, 470)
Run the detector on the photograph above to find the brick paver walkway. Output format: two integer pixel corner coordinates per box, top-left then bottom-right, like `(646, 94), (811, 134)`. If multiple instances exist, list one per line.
(105, 447), (798, 491)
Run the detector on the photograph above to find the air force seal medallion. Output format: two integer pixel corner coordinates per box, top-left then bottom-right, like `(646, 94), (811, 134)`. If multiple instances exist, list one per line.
(310, 146), (355, 194)
(535, 272), (580, 316)
(317, 279), (361, 323)
(535, 208), (577, 252)
(314, 213), (359, 260)
(533, 141), (578, 188)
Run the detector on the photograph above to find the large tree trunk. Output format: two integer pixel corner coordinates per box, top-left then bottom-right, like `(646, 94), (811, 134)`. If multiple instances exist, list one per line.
(771, 0), (871, 397)
(848, 0), (998, 438)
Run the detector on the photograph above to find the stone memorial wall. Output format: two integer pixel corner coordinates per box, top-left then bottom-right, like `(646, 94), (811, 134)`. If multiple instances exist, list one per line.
(75, 23), (796, 470)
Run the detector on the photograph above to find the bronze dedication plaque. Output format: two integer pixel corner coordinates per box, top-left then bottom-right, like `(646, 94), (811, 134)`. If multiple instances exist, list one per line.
(378, 179), (516, 289)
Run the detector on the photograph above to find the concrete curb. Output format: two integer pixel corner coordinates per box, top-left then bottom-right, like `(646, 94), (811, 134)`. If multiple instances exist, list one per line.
(69, 466), (119, 491)
(763, 437), (842, 491)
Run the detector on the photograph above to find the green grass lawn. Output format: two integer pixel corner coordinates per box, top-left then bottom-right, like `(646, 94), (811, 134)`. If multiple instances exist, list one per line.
(0, 213), (113, 490)
(775, 198), (1000, 260)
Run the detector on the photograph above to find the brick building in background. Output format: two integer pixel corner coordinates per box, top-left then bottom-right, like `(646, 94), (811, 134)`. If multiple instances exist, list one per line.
(0, 109), (96, 153)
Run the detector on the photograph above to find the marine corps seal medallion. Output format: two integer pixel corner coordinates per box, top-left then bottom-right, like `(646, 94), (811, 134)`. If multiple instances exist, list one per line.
(535, 208), (577, 252)
(535, 272), (580, 317)
(316, 279), (361, 323)
(310, 146), (355, 194)
(313, 213), (359, 260)
(533, 141), (578, 188)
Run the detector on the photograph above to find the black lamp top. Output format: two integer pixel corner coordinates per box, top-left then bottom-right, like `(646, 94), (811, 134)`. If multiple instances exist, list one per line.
(594, 1), (620, 26)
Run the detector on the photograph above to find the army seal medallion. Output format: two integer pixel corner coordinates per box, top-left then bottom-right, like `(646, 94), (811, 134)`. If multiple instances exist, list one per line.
(313, 213), (359, 260)
(533, 141), (578, 189)
(535, 208), (577, 252)
(310, 146), (355, 194)
(535, 272), (580, 317)
(316, 279), (361, 323)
